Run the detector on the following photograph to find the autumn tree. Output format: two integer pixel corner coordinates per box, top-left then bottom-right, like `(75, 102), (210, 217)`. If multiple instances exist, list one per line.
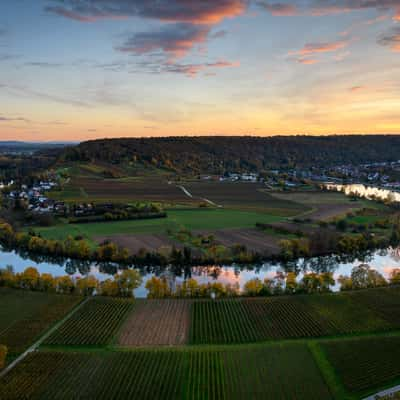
(100, 279), (120, 296)
(76, 275), (99, 296)
(19, 267), (40, 290)
(114, 269), (142, 297)
(145, 276), (171, 298)
(243, 278), (263, 296)
(390, 269), (400, 285)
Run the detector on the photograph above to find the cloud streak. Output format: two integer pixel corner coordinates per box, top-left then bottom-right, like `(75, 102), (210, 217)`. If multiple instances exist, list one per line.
(116, 23), (211, 59)
(290, 39), (349, 56)
(46, 0), (248, 24)
(259, 2), (299, 16)
(378, 27), (400, 52)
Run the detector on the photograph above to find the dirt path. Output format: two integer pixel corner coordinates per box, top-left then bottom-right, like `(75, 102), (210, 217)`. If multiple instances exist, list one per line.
(0, 297), (89, 379)
(178, 185), (222, 207)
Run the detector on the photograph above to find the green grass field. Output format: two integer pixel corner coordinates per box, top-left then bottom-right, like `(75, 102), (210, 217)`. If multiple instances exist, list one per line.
(32, 209), (286, 241)
(0, 288), (81, 356)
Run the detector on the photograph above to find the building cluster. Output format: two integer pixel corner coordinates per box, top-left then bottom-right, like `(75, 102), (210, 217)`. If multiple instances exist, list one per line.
(6, 181), (67, 214)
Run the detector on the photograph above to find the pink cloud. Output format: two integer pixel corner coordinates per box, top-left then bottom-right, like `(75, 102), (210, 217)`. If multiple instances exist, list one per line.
(296, 57), (320, 64)
(349, 86), (365, 92)
(46, 0), (248, 24)
(290, 39), (349, 56)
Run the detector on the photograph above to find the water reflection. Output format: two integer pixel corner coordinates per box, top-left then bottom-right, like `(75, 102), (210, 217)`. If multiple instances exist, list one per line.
(2, 246), (400, 297)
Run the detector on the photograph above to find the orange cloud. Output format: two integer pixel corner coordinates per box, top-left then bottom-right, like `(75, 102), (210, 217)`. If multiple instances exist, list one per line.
(290, 39), (349, 56)
(46, 0), (247, 25)
(297, 58), (320, 65)
(349, 86), (365, 92)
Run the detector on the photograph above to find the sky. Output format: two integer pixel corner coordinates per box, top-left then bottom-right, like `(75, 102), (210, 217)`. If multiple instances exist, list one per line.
(0, 0), (399, 141)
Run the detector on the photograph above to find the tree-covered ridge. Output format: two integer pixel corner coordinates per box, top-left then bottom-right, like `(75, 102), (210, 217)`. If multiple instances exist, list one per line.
(61, 135), (400, 173)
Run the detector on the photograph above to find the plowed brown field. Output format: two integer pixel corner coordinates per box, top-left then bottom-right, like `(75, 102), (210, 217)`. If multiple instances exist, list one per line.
(118, 299), (191, 346)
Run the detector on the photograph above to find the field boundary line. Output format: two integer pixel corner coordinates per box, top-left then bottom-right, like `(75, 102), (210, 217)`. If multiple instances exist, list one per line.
(0, 297), (90, 379)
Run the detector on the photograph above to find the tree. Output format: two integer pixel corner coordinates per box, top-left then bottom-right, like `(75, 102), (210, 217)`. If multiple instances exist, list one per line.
(39, 273), (56, 292)
(0, 265), (16, 287)
(114, 269), (142, 297)
(19, 267), (40, 290)
(145, 276), (171, 298)
(100, 279), (119, 296)
(76, 275), (98, 296)
(56, 275), (75, 294)
(0, 344), (7, 370)
(351, 264), (387, 289)
(338, 275), (353, 291)
(285, 272), (298, 294)
(390, 269), (400, 285)
(243, 278), (263, 296)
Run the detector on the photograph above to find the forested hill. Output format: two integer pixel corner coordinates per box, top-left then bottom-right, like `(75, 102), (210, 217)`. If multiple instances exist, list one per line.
(60, 135), (400, 173)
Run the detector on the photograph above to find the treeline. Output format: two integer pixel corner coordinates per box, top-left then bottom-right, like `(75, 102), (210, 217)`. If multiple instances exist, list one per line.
(0, 220), (263, 266)
(0, 266), (142, 297)
(61, 135), (400, 173)
(69, 211), (166, 224)
(143, 264), (400, 298)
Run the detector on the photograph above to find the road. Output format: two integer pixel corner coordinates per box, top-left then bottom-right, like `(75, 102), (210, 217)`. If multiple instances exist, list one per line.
(363, 385), (400, 400)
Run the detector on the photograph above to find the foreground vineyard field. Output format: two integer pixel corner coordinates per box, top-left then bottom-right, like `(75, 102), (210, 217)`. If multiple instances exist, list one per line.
(35, 287), (400, 348)
(0, 288), (81, 356)
(189, 289), (400, 344)
(0, 345), (333, 400)
(44, 297), (134, 346)
(322, 336), (400, 395)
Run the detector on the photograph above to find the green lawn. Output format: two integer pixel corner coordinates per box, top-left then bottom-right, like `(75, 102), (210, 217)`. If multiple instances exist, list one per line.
(32, 209), (286, 241)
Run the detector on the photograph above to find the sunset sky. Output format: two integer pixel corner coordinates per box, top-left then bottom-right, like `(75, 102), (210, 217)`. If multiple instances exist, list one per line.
(1, 0), (399, 141)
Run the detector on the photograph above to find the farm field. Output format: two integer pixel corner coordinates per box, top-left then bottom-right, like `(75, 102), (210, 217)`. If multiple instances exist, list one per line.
(38, 288), (400, 348)
(347, 286), (400, 327)
(186, 181), (308, 215)
(269, 190), (368, 221)
(94, 233), (184, 254)
(206, 228), (281, 255)
(33, 208), (286, 242)
(53, 175), (195, 204)
(118, 299), (191, 346)
(0, 288), (81, 356)
(44, 297), (134, 346)
(0, 344), (333, 400)
(322, 336), (400, 395)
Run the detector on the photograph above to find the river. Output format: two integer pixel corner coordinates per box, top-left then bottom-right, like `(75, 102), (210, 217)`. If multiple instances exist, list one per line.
(1, 246), (400, 297)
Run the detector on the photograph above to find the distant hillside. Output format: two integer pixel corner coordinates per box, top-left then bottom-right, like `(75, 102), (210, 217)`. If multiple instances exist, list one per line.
(60, 135), (400, 174)
(0, 141), (75, 154)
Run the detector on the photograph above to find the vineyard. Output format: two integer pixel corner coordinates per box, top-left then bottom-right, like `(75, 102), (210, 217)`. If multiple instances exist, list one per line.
(301, 292), (390, 334)
(0, 288), (81, 355)
(44, 297), (134, 346)
(322, 336), (400, 394)
(118, 299), (191, 346)
(0, 344), (333, 400)
(346, 286), (400, 327)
